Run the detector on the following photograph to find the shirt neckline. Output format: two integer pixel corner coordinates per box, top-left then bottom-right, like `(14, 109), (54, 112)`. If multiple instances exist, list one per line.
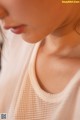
(28, 40), (80, 103)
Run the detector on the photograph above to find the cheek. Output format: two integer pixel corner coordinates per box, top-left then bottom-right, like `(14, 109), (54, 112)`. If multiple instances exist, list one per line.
(2, 0), (27, 21)
(2, 0), (65, 29)
(5, 1), (36, 24)
(5, 0), (52, 25)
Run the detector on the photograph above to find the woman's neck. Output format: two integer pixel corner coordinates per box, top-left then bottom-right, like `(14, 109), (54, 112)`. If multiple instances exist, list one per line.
(41, 29), (80, 58)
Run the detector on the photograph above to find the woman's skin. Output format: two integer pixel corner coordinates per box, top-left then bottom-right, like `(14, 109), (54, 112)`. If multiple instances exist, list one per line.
(0, 0), (80, 93)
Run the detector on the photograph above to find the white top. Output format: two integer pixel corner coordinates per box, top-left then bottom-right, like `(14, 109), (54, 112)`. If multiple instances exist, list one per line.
(0, 30), (80, 120)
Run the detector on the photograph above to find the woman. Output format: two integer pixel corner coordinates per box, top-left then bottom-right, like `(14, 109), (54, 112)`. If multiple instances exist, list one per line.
(0, 0), (80, 120)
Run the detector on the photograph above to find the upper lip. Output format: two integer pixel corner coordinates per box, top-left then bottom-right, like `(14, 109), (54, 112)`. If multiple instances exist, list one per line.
(4, 24), (25, 30)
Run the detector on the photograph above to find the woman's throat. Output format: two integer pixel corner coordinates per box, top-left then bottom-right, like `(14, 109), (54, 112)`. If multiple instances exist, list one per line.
(42, 34), (80, 58)
(54, 44), (80, 58)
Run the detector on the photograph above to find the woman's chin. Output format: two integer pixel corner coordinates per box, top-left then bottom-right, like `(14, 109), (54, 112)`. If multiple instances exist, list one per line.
(21, 33), (43, 44)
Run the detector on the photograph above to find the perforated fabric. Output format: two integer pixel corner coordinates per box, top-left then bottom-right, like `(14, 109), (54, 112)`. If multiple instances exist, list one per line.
(7, 41), (80, 120)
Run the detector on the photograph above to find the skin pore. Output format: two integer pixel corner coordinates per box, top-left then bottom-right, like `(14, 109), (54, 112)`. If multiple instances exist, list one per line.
(0, 0), (80, 93)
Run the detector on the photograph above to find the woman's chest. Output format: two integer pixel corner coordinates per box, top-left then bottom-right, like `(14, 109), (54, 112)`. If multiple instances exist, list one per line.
(35, 48), (80, 94)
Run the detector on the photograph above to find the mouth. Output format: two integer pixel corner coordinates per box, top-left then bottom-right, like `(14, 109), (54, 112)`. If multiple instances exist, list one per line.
(11, 25), (25, 34)
(4, 24), (25, 34)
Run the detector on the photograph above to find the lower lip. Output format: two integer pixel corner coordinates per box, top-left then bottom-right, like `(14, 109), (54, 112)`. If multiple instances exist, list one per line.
(11, 25), (25, 34)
